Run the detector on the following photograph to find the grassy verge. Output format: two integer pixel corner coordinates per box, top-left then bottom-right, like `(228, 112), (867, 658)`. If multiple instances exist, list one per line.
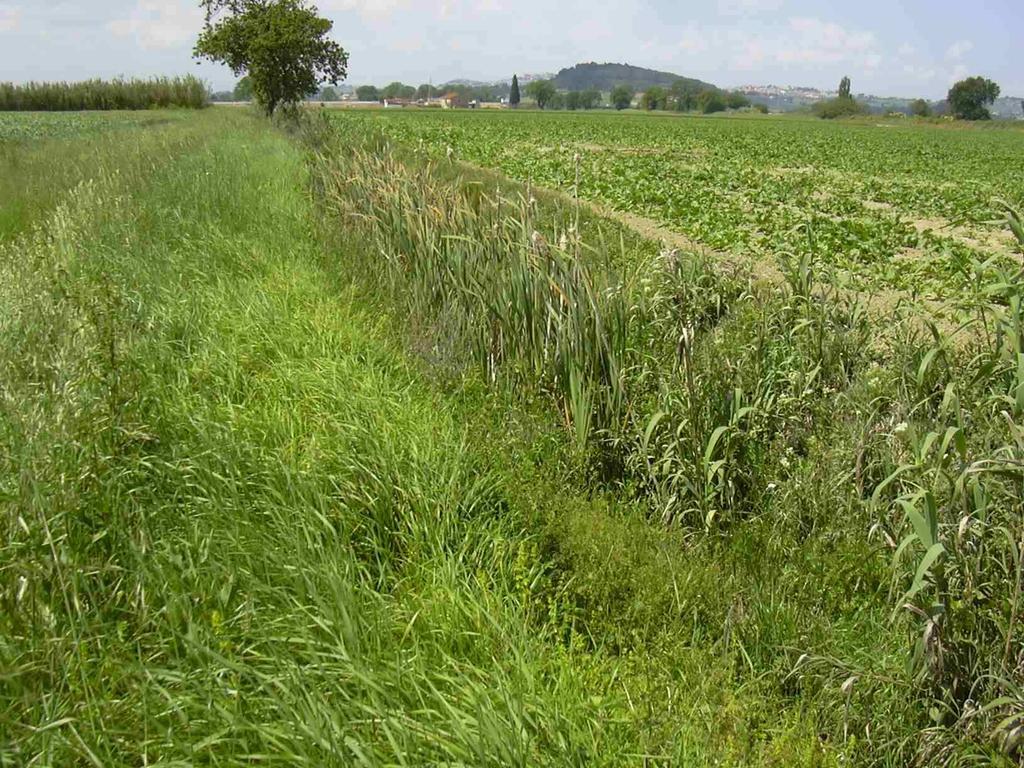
(0, 110), (613, 765)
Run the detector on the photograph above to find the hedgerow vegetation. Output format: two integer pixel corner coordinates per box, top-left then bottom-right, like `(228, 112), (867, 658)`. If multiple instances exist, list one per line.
(0, 75), (209, 111)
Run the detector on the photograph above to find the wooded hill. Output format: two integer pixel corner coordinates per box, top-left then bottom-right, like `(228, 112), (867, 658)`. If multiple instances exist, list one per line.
(552, 62), (716, 93)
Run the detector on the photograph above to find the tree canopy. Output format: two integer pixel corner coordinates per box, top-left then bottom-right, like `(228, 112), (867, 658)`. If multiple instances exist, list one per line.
(610, 85), (634, 111)
(525, 80), (556, 109)
(640, 86), (667, 111)
(948, 76), (1000, 120)
(910, 98), (931, 117)
(194, 0), (348, 116)
(355, 85), (379, 102)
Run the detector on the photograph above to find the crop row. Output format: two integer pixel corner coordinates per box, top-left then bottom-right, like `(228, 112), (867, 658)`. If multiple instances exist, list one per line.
(333, 109), (1024, 298)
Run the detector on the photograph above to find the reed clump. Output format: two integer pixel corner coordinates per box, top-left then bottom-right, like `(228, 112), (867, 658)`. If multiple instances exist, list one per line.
(0, 76), (209, 111)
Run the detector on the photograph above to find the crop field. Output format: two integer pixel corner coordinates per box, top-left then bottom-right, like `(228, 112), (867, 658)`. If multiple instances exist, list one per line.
(335, 109), (1024, 298)
(4, 105), (1024, 767)
(0, 110), (190, 141)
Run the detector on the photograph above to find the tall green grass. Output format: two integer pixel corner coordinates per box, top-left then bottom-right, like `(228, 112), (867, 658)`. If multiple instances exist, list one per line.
(0, 76), (209, 111)
(308, 113), (1024, 765)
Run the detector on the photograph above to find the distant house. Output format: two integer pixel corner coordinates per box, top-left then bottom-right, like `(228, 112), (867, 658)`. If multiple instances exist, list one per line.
(382, 98), (412, 108)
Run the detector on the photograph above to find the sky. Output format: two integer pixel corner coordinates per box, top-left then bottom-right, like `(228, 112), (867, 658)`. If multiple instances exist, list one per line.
(0, 1), (1020, 99)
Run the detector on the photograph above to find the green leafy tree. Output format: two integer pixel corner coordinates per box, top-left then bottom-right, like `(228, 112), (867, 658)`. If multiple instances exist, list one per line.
(697, 90), (726, 114)
(577, 88), (601, 109)
(565, 91), (580, 110)
(814, 78), (867, 120)
(416, 84), (434, 99)
(509, 74), (520, 107)
(838, 76), (851, 100)
(947, 76), (1001, 120)
(381, 81), (416, 100)
(640, 86), (667, 110)
(670, 79), (698, 111)
(233, 75), (253, 101)
(910, 98), (931, 117)
(610, 84), (633, 110)
(318, 85), (338, 101)
(194, 0), (348, 117)
(814, 96), (868, 119)
(725, 91), (749, 109)
(525, 79), (556, 109)
(356, 85), (379, 102)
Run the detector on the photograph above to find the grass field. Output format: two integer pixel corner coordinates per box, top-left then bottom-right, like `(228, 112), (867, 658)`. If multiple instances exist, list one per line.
(3, 107), (1024, 766)
(334, 109), (1024, 299)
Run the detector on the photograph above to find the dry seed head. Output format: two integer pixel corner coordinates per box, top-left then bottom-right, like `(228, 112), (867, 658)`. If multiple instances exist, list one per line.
(531, 230), (549, 255)
(957, 515), (972, 542)
(841, 675), (857, 697)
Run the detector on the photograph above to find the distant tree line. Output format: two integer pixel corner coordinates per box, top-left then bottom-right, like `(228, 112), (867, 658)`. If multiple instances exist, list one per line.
(352, 81), (510, 104)
(812, 74), (1003, 122)
(0, 76), (209, 111)
(624, 80), (752, 114)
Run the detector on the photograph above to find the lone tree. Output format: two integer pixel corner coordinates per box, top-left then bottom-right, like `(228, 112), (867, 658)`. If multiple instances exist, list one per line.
(610, 85), (634, 111)
(910, 98), (931, 117)
(838, 76), (851, 100)
(947, 76), (1000, 120)
(525, 79), (556, 109)
(509, 74), (520, 107)
(194, 0), (348, 116)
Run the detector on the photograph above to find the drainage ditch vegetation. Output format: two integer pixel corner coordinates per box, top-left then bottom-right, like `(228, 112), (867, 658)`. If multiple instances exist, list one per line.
(2, 108), (1024, 766)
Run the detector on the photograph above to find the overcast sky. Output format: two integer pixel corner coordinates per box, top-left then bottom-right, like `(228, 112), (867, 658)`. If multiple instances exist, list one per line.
(0, 1), (1020, 98)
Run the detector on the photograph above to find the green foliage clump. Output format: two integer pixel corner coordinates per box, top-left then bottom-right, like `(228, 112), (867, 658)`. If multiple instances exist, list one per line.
(640, 86), (667, 110)
(910, 98), (931, 117)
(610, 84), (634, 110)
(525, 79), (556, 109)
(0, 76), (208, 111)
(195, 0), (348, 116)
(948, 76), (1001, 120)
(814, 95), (868, 119)
(356, 84), (379, 102)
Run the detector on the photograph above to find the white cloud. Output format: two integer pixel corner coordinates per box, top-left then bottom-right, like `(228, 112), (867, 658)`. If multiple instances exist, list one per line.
(322, 0), (411, 23)
(0, 3), (22, 32)
(717, 0), (783, 15)
(775, 17), (877, 65)
(945, 39), (973, 60)
(903, 63), (937, 82)
(107, 0), (204, 50)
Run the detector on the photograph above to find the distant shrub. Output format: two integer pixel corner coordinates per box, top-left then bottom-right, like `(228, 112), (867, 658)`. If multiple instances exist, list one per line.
(753, 103), (769, 114)
(0, 77), (209, 111)
(910, 98), (932, 117)
(813, 96), (868, 119)
(697, 90), (727, 114)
